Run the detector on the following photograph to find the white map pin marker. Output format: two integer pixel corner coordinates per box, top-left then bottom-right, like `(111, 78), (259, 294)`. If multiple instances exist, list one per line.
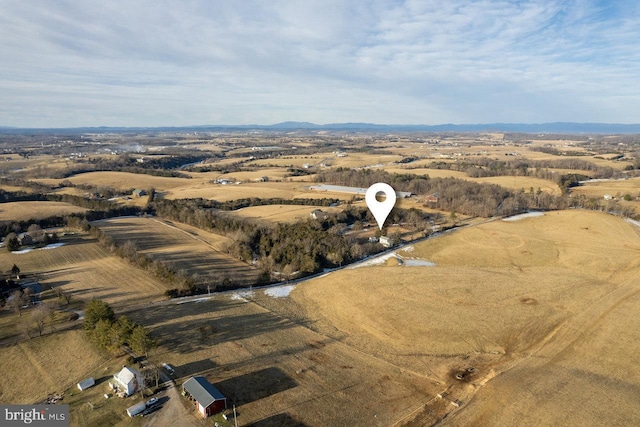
(365, 182), (397, 230)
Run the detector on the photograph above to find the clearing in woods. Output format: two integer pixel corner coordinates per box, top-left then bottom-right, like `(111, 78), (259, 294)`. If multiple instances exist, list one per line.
(93, 216), (262, 286)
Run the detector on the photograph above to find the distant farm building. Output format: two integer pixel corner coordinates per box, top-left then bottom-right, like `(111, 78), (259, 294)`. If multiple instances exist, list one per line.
(423, 193), (439, 204)
(18, 234), (33, 245)
(183, 376), (227, 417)
(309, 184), (412, 198)
(379, 236), (394, 248)
(132, 189), (147, 197)
(310, 209), (329, 220)
(113, 366), (142, 397)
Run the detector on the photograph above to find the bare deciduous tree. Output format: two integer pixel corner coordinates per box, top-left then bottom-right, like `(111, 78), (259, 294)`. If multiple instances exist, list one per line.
(31, 303), (52, 336)
(7, 289), (28, 316)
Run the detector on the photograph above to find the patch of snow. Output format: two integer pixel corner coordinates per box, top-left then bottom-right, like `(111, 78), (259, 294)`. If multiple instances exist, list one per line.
(230, 291), (254, 301)
(626, 218), (640, 228)
(176, 297), (211, 304)
(12, 248), (34, 254)
(400, 245), (414, 253)
(349, 252), (399, 268)
(13, 243), (66, 254)
(579, 178), (627, 184)
(503, 211), (544, 222)
(403, 259), (436, 267)
(42, 243), (65, 250)
(264, 285), (296, 298)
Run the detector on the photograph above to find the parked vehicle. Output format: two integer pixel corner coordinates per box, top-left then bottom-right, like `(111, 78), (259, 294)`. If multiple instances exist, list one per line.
(161, 363), (175, 375)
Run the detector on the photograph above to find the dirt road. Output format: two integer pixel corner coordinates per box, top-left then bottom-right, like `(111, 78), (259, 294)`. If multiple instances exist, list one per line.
(142, 375), (203, 427)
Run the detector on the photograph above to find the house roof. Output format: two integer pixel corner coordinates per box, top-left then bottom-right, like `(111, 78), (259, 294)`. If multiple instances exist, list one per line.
(115, 366), (139, 385)
(183, 376), (226, 408)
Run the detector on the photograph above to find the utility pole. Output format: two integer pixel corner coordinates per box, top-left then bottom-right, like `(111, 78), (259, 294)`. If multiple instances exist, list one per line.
(233, 404), (238, 427)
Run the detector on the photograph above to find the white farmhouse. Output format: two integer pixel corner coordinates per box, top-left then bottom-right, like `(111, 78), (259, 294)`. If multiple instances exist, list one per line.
(113, 366), (142, 397)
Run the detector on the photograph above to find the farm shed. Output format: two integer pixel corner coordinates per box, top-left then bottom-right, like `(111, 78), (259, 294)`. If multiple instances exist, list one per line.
(310, 209), (329, 220)
(113, 366), (142, 397)
(77, 377), (95, 391)
(183, 376), (227, 417)
(126, 401), (146, 417)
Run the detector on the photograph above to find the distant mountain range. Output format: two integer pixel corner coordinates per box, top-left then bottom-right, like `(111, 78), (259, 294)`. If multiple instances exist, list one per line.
(2, 122), (640, 134)
(266, 122), (640, 133)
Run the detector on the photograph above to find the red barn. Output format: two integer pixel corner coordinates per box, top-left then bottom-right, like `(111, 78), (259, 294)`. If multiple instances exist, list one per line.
(183, 376), (227, 417)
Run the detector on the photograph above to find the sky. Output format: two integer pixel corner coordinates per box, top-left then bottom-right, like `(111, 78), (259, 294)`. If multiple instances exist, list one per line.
(1, 0), (639, 127)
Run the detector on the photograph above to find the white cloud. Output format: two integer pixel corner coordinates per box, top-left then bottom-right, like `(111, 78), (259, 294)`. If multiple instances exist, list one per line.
(0, 0), (638, 126)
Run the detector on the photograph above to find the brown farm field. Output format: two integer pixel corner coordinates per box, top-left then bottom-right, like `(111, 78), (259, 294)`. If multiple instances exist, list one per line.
(35, 171), (192, 192)
(283, 210), (640, 425)
(570, 177), (640, 213)
(0, 201), (87, 221)
(570, 177), (640, 199)
(385, 167), (562, 194)
(163, 181), (354, 201)
(470, 175), (561, 195)
(0, 233), (168, 308)
(110, 210), (640, 426)
(93, 217), (262, 286)
(0, 329), (109, 404)
(130, 294), (437, 427)
(229, 204), (341, 223)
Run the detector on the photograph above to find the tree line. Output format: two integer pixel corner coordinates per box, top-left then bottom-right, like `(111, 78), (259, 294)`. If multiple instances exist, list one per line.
(24, 152), (210, 179)
(406, 157), (622, 180)
(317, 168), (567, 217)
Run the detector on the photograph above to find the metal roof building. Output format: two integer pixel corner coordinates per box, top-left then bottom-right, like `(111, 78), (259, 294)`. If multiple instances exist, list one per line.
(183, 376), (227, 418)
